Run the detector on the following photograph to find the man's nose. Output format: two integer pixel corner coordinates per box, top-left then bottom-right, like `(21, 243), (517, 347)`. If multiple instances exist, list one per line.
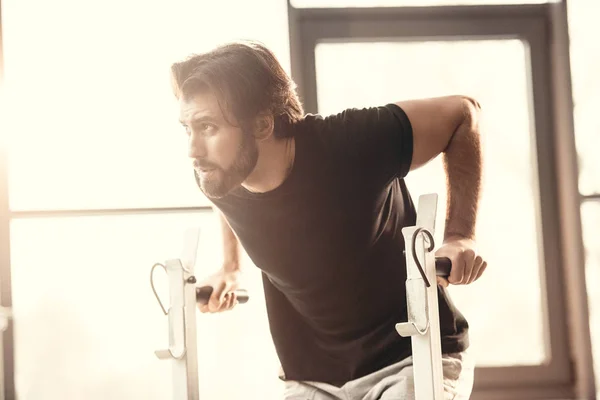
(187, 132), (207, 159)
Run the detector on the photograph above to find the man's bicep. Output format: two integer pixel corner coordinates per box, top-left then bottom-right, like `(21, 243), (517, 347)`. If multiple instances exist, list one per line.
(396, 95), (479, 171)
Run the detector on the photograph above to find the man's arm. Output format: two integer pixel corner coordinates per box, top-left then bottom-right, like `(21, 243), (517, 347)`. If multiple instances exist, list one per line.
(397, 95), (486, 285)
(197, 208), (242, 313)
(217, 208), (242, 272)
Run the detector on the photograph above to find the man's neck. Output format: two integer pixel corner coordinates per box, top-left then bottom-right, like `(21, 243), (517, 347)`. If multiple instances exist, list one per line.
(242, 137), (295, 194)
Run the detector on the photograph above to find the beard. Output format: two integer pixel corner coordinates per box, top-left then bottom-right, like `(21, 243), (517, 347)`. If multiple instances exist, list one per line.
(193, 132), (258, 199)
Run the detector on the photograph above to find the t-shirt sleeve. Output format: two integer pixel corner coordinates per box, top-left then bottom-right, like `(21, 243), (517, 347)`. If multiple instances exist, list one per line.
(312, 103), (413, 182)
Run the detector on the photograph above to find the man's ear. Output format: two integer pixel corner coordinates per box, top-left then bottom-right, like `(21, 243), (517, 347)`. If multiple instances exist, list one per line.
(253, 113), (274, 141)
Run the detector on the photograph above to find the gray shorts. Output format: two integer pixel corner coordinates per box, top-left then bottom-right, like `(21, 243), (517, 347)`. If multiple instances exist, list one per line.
(283, 351), (474, 400)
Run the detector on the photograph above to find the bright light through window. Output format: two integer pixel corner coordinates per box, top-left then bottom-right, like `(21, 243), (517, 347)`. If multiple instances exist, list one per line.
(2, 0), (291, 399)
(2, 0), (291, 211)
(315, 39), (546, 367)
(3, 0), (599, 398)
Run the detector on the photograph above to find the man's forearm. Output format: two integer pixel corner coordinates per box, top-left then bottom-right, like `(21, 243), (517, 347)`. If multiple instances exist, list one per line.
(442, 99), (483, 241)
(216, 209), (242, 272)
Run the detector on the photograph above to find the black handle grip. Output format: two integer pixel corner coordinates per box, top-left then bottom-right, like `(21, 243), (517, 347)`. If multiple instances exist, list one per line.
(196, 286), (249, 305)
(435, 257), (452, 278)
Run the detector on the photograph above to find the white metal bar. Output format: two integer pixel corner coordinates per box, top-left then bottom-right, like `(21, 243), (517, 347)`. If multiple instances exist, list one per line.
(396, 193), (444, 400)
(154, 228), (201, 400)
(164, 259), (191, 399)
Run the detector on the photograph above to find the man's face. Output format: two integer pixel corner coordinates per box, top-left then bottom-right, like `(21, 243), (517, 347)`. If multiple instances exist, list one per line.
(179, 91), (258, 198)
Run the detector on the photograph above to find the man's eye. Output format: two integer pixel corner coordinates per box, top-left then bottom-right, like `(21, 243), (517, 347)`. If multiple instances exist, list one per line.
(182, 123), (217, 135)
(200, 123), (217, 134)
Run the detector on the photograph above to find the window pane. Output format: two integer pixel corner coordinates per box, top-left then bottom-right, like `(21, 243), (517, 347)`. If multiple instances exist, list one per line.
(581, 202), (600, 397)
(2, 0), (290, 210)
(292, 0), (553, 8)
(10, 213), (282, 399)
(315, 40), (546, 367)
(567, 0), (600, 195)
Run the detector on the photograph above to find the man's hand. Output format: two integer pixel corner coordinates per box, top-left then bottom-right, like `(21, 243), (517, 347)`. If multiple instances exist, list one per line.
(435, 237), (487, 287)
(197, 266), (241, 313)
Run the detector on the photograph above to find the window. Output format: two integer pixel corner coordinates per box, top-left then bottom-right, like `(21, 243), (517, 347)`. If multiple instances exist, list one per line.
(291, 3), (581, 397)
(2, 0), (291, 211)
(315, 39), (545, 367)
(1, 0), (290, 398)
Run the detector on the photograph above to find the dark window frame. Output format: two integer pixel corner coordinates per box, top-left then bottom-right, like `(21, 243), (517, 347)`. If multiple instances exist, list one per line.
(287, 2), (595, 399)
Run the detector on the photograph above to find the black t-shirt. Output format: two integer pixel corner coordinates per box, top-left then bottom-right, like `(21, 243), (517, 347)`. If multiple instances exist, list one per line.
(208, 104), (469, 386)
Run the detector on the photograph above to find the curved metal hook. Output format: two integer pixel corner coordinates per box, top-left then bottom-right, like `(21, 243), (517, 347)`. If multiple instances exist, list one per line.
(150, 263), (168, 315)
(169, 346), (187, 360)
(155, 345), (187, 360)
(411, 227), (435, 287)
(396, 320), (430, 337)
(151, 262), (188, 360)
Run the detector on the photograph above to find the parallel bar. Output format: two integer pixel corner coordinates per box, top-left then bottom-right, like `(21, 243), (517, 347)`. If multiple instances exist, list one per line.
(414, 194), (444, 400)
(181, 228), (200, 400)
(182, 269), (199, 400)
(155, 228), (201, 400)
(9, 206), (212, 219)
(162, 258), (200, 400)
(164, 259), (190, 399)
(397, 194), (443, 400)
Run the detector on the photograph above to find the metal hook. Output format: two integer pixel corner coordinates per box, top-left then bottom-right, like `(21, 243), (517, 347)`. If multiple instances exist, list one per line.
(154, 342), (187, 360)
(151, 261), (189, 360)
(155, 308), (187, 360)
(411, 227), (435, 287)
(150, 263), (168, 316)
(154, 348), (185, 360)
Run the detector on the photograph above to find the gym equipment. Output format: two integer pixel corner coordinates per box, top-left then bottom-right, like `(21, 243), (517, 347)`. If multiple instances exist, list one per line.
(150, 193), (452, 400)
(397, 193), (452, 400)
(150, 227), (248, 400)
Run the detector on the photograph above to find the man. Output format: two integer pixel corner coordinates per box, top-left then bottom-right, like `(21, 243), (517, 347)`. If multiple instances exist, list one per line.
(171, 40), (486, 400)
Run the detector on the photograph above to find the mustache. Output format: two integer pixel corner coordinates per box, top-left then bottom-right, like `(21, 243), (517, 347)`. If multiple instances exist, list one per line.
(193, 159), (219, 170)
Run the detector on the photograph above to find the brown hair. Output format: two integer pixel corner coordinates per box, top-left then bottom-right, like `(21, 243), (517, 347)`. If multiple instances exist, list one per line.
(171, 41), (304, 137)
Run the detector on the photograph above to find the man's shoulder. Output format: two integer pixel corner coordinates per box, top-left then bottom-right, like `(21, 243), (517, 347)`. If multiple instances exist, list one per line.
(289, 108), (355, 140)
(293, 103), (406, 130)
